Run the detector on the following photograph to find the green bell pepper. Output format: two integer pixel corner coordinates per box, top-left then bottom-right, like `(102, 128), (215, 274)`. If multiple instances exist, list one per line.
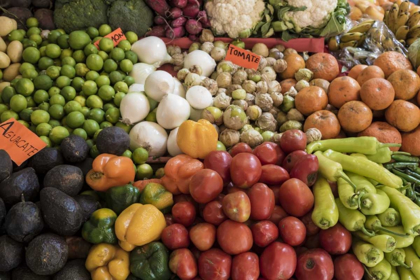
(81, 208), (117, 244)
(139, 183), (173, 213)
(105, 184), (140, 214)
(130, 242), (171, 280)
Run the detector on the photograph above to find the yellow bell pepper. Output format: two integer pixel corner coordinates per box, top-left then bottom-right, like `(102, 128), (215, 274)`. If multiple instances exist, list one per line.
(115, 203), (166, 252)
(85, 244), (130, 280)
(176, 119), (218, 159)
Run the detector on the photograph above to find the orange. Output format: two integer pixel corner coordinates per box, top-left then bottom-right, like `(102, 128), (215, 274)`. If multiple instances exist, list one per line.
(338, 101), (373, 133)
(358, 121), (402, 151)
(348, 65), (367, 80)
(304, 110), (341, 139)
(328, 76), (361, 108)
(374, 51), (412, 78)
(280, 78), (297, 94)
(281, 53), (305, 79)
(295, 86), (328, 116)
(357, 65), (385, 85)
(387, 69), (420, 100)
(402, 126), (420, 156)
(360, 78), (395, 110)
(305, 53), (340, 82)
(385, 100), (420, 132)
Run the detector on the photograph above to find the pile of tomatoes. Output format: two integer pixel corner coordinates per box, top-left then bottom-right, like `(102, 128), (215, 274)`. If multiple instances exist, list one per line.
(163, 129), (364, 280)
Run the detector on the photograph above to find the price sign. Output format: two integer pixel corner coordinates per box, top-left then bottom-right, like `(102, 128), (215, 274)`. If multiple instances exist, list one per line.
(0, 118), (47, 166)
(94, 28), (127, 49)
(225, 44), (260, 70)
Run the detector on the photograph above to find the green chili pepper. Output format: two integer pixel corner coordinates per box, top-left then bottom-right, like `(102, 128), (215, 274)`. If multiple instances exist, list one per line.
(347, 172), (377, 194)
(385, 162), (419, 170)
(323, 150), (403, 188)
(412, 236), (420, 258)
(360, 189), (390, 216)
(398, 266), (417, 280)
(306, 137), (400, 155)
(392, 154), (420, 163)
(311, 176), (338, 229)
(402, 169), (420, 181)
(404, 247), (420, 279)
(385, 249), (412, 269)
(336, 198), (375, 236)
(392, 169), (420, 185)
(352, 238), (384, 268)
(388, 266), (399, 280)
(368, 149), (412, 164)
(378, 208), (402, 227)
(338, 178), (359, 210)
(353, 231), (396, 253)
(366, 259), (392, 280)
(410, 166), (420, 175)
(380, 226), (415, 248)
(364, 216), (408, 238)
(381, 186), (420, 236)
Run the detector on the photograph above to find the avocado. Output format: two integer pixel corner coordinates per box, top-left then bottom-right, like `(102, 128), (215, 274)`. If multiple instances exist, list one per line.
(12, 265), (50, 280)
(65, 236), (91, 260)
(40, 188), (83, 236)
(25, 233), (68, 276)
(43, 165), (83, 196)
(0, 199), (6, 229)
(28, 147), (64, 175)
(0, 272), (10, 280)
(74, 195), (100, 222)
(0, 151), (12, 184)
(0, 168), (39, 207)
(0, 235), (23, 272)
(72, 157), (94, 177)
(52, 259), (90, 280)
(5, 200), (44, 243)
(60, 135), (89, 163)
(96, 126), (130, 156)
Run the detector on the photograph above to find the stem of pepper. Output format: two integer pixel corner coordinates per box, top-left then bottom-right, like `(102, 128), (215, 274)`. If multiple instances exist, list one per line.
(376, 226), (409, 237)
(398, 260), (413, 270)
(90, 172), (104, 180)
(361, 226), (376, 237)
(339, 172), (358, 191)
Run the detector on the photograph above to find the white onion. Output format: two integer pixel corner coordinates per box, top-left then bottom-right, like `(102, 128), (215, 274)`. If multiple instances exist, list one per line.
(186, 85), (213, 110)
(144, 70), (175, 102)
(129, 63), (156, 84)
(189, 106), (203, 121)
(167, 127), (183, 157)
(128, 83), (145, 93)
(131, 36), (172, 67)
(172, 78), (186, 98)
(156, 94), (190, 129)
(184, 50), (217, 77)
(129, 121), (168, 157)
(120, 92), (150, 125)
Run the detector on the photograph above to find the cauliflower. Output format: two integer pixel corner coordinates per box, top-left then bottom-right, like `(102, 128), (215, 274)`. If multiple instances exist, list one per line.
(205, 0), (266, 39)
(286, 0), (337, 29)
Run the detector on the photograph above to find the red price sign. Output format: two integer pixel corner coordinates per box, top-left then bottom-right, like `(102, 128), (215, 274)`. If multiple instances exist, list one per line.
(94, 28), (127, 49)
(225, 44), (260, 70)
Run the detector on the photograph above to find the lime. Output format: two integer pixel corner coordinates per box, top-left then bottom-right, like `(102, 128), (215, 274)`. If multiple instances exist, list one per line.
(33, 90), (49, 104)
(119, 59), (133, 73)
(48, 30), (62, 43)
(103, 59), (118, 73)
(22, 47), (40, 64)
(118, 40), (131, 51)
(132, 148), (149, 164)
(125, 50), (138, 64)
(10, 94), (27, 113)
(19, 120), (30, 128)
(2, 86), (16, 104)
(23, 39), (37, 48)
(86, 71), (100, 81)
(1, 110), (19, 122)
(81, 107), (90, 118)
(124, 76), (135, 87)
(66, 111), (85, 128)
(103, 103), (116, 111)
(19, 62), (35, 74)
(27, 27), (41, 37)
(86, 139), (94, 148)
(39, 46), (46, 56)
(16, 78), (34, 96)
(86, 54), (103, 71)
(122, 150), (132, 158)
(38, 57), (54, 70)
(36, 123), (52, 137)
(46, 66), (61, 79)
(8, 30), (24, 41)
(72, 50), (86, 63)
(49, 120), (61, 128)
(125, 32), (138, 44)
(49, 86), (61, 97)
(38, 102), (50, 111)
(31, 110), (50, 125)
(49, 126), (70, 144)
(10, 78), (21, 88)
(93, 129), (102, 141)
(100, 121), (113, 129)
(29, 34), (42, 46)
(114, 92), (125, 107)
(60, 86), (76, 101)
(62, 56), (76, 67)
(57, 34), (70, 49)
(74, 96), (86, 107)
(26, 96), (36, 107)
(96, 75), (110, 87)
(22, 68), (38, 79)
(84, 44), (98, 56)
(109, 71), (123, 84)
(99, 38), (114, 53)
(40, 136), (52, 147)
(71, 77), (84, 92)
(75, 63), (89, 77)
(136, 164), (153, 180)
(105, 107), (120, 124)
(99, 24), (112, 36)
(26, 17), (39, 28)
(86, 95), (103, 109)
(145, 111), (156, 122)
(115, 122), (131, 133)
(50, 94), (65, 106)
(64, 101), (82, 114)
(0, 104), (9, 116)
(45, 44), (61, 59)
(73, 128), (88, 140)
(19, 108), (33, 122)
(111, 48), (125, 62)
(90, 145), (99, 158)
(33, 75), (52, 91)
(83, 119), (100, 136)
(114, 81), (128, 93)
(88, 108), (105, 123)
(49, 104), (65, 120)
(98, 85), (115, 101)
(55, 76), (71, 88)
(86, 27), (99, 39)
(61, 65), (76, 78)
(60, 49), (73, 59)
(98, 51), (108, 61)
(82, 80), (98, 96)
(68, 31), (91, 50)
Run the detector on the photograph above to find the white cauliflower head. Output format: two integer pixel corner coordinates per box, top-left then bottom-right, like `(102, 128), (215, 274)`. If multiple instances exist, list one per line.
(286, 0), (338, 28)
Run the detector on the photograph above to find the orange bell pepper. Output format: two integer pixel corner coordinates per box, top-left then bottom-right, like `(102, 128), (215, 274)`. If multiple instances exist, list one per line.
(161, 154), (204, 194)
(86, 154), (136, 192)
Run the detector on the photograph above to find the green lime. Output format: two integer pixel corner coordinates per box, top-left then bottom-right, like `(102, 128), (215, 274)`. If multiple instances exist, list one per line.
(70, 78), (83, 93)
(38, 102), (50, 111)
(22, 47), (40, 64)
(86, 54), (104, 72)
(31, 110), (50, 125)
(29, 124), (36, 132)
(33, 75), (53, 91)
(83, 119), (100, 136)
(60, 86), (76, 101)
(86, 71), (100, 81)
(114, 81), (128, 93)
(19, 120), (30, 128)
(90, 145), (99, 158)
(125, 50), (138, 64)
(68, 31), (91, 50)
(61, 65), (76, 78)
(19, 62), (35, 74)
(46, 66), (60, 80)
(60, 49), (73, 60)
(27, 27), (41, 36)
(114, 92), (125, 107)
(40, 136), (52, 147)
(22, 68), (38, 79)
(36, 123), (52, 136)
(88, 108), (105, 123)
(33, 90), (49, 104)
(105, 107), (119, 124)
(1, 110), (19, 122)
(103, 103), (116, 111)
(49, 120), (61, 128)
(48, 30), (61, 43)
(115, 121), (131, 133)
(23, 39), (37, 48)
(39, 46), (46, 56)
(38, 57), (54, 70)
(125, 32), (138, 44)
(84, 44), (98, 56)
(1, 86), (15, 103)
(81, 107), (90, 118)
(122, 150), (132, 158)
(66, 111), (85, 128)
(124, 76), (135, 87)
(49, 86), (61, 97)
(19, 108), (32, 122)
(72, 50), (86, 63)
(86, 139), (94, 148)
(145, 111), (156, 122)
(55, 76), (71, 88)
(110, 48), (125, 62)
(99, 24), (112, 36)
(10, 94), (27, 113)
(57, 34), (70, 49)
(86, 95), (103, 109)
(136, 164), (153, 180)
(99, 38), (114, 53)
(74, 96), (86, 107)
(86, 27), (99, 39)
(132, 148), (149, 164)
(8, 30), (24, 41)
(45, 44), (61, 59)
(0, 104), (9, 116)
(73, 128), (88, 140)
(50, 94), (65, 106)
(26, 96), (36, 107)
(96, 75), (110, 87)
(103, 59), (118, 73)
(49, 104), (65, 120)
(75, 63), (89, 77)
(29, 34), (42, 46)
(49, 126), (70, 144)
(82, 80), (98, 96)
(98, 51), (108, 61)
(62, 56), (76, 67)
(26, 18), (39, 28)
(98, 85), (115, 101)
(100, 121), (113, 129)
(16, 78), (34, 96)
(118, 40), (131, 51)
(10, 78), (21, 88)
(109, 71), (123, 84)
(64, 101), (82, 114)
(119, 59), (133, 73)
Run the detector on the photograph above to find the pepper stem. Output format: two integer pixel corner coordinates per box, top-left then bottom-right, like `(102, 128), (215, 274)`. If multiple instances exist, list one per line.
(339, 172), (358, 191)
(376, 226), (409, 237)
(399, 260), (412, 270)
(382, 143), (402, 148)
(361, 226), (376, 237)
(393, 151), (411, 156)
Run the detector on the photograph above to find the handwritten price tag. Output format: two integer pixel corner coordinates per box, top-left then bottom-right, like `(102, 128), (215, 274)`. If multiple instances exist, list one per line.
(225, 44), (260, 70)
(94, 28), (127, 49)
(0, 118), (47, 166)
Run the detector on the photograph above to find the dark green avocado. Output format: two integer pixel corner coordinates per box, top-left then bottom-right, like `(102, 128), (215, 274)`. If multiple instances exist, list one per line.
(0, 168), (39, 207)
(0, 235), (23, 272)
(60, 135), (89, 163)
(52, 259), (90, 280)
(43, 165), (84, 196)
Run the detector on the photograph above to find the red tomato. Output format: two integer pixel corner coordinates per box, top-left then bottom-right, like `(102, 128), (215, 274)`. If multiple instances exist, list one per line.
(251, 220), (279, 248)
(253, 142), (285, 165)
(282, 150), (308, 173)
(217, 220), (253, 255)
(231, 252), (260, 280)
(198, 248), (232, 280)
(222, 191), (251, 222)
(305, 234), (320, 249)
(295, 249), (334, 280)
(248, 183), (275, 220)
(230, 153), (262, 188)
(189, 169), (224, 204)
(161, 223), (189, 250)
(172, 201), (197, 227)
(259, 165), (290, 185)
(270, 186), (281, 205)
(279, 129), (307, 154)
(289, 154), (319, 187)
(259, 242), (297, 280)
(301, 211), (320, 236)
(202, 200), (226, 226)
(174, 194), (198, 208)
(278, 216), (306, 246)
(319, 224), (352, 255)
(334, 254), (364, 280)
(268, 205), (288, 225)
(169, 248), (198, 279)
(189, 223), (216, 251)
(230, 143), (252, 157)
(203, 151), (232, 185)
(164, 214), (174, 226)
(278, 179), (314, 217)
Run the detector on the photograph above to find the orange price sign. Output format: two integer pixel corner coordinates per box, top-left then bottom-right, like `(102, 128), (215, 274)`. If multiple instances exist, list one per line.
(0, 118), (47, 166)
(94, 28), (127, 49)
(225, 44), (260, 70)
